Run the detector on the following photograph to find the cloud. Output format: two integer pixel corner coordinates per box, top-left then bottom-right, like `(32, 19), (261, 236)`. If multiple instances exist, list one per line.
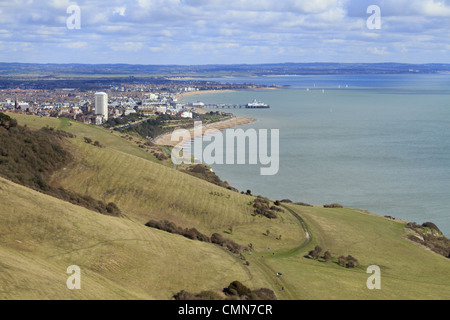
(0, 0), (448, 64)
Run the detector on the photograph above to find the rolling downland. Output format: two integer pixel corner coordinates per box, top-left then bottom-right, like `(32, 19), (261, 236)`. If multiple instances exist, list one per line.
(1, 113), (449, 300)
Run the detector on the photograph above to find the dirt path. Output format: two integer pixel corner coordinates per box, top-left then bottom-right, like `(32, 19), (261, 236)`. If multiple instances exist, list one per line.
(249, 204), (312, 300)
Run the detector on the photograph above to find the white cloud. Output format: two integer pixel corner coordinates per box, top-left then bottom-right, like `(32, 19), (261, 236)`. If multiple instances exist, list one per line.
(0, 0), (448, 63)
(113, 6), (127, 16)
(65, 41), (87, 49)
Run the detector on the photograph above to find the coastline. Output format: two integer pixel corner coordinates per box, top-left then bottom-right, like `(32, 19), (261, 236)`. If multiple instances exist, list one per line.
(152, 88), (267, 147)
(176, 86), (279, 102)
(152, 115), (256, 147)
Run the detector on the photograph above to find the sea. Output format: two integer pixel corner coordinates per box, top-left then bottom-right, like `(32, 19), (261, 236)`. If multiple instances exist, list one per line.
(181, 74), (450, 236)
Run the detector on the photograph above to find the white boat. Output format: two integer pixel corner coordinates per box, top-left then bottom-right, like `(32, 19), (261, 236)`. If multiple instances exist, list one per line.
(246, 99), (270, 108)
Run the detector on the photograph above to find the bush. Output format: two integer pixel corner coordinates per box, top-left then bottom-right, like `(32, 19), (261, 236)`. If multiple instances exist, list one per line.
(224, 281), (251, 297)
(173, 290), (223, 300)
(295, 202), (313, 207)
(249, 288), (277, 300)
(145, 220), (210, 243)
(338, 255), (359, 268)
(211, 233), (247, 254)
(224, 281), (277, 300)
(253, 196), (278, 219)
(270, 206), (285, 213)
(106, 202), (121, 216)
(93, 140), (104, 148)
(84, 137), (93, 144)
(307, 245), (324, 260)
(324, 203), (344, 208)
(0, 112), (18, 129)
(422, 222), (442, 234)
(174, 282), (277, 301)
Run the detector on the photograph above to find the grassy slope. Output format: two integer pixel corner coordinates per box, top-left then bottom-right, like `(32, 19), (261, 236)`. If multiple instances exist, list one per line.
(255, 205), (450, 299)
(0, 176), (270, 299)
(4, 114), (450, 300)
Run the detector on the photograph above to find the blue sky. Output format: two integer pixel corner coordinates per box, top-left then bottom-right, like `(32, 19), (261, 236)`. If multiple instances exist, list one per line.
(0, 0), (449, 65)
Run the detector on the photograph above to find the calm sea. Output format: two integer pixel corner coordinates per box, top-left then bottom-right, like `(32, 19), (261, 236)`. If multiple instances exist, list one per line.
(182, 74), (450, 236)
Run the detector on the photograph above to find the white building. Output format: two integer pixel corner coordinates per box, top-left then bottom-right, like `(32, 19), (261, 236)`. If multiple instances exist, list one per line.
(181, 111), (193, 119)
(94, 92), (108, 123)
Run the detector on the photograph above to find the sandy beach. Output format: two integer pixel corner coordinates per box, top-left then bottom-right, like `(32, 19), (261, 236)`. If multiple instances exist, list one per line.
(152, 116), (256, 147)
(176, 86), (279, 102)
(176, 89), (239, 101)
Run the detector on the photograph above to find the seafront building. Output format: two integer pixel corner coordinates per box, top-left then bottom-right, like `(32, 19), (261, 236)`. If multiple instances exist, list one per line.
(94, 92), (108, 124)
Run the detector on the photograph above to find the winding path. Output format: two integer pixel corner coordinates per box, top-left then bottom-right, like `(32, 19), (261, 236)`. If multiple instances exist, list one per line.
(249, 204), (312, 300)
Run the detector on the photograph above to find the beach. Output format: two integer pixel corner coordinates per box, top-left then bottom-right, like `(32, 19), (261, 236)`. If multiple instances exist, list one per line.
(151, 89), (258, 147)
(152, 115), (256, 147)
(176, 89), (244, 101)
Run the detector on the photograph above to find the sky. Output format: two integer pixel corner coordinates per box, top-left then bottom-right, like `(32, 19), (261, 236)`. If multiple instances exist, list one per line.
(0, 0), (449, 65)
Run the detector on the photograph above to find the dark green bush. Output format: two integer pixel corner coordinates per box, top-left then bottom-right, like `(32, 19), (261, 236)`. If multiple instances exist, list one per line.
(324, 203), (344, 208)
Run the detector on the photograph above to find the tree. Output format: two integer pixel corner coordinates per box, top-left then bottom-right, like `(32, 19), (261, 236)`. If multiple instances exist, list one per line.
(0, 112), (18, 129)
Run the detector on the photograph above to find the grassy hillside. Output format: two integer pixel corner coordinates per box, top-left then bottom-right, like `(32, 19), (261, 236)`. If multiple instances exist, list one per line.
(0, 176), (271, 299)
(3, 113), (449, 300)
(248, 204), (450, 299)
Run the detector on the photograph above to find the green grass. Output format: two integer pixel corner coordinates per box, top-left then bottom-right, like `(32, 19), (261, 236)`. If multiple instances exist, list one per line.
(10, 114), (160, 164)
(3, 113), (450, 300)
(252, 205), (450, 299)
(0, 176), (270, 299)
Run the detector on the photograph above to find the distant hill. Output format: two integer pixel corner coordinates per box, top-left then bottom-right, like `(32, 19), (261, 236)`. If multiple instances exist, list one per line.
(1, 62), (450, 80)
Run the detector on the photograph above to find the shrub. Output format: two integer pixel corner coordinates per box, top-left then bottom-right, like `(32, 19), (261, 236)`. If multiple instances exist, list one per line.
(307, 245), (325, 260)
(84, 137), (93, 144)
(224, 281), (251, 297)
(323, 250), (332, 261)
(211, 233), (246, 254)
(145, 220), (210, 242)
(422, 222), (442, 234)
(308, 249), (320, 260)
(249, 288), (277, 300)
(314, 245), (323, 254)
(173, 290), (222, 300)
(295, 202), (313, 207)
(270, 206), (285, 213)
(324, 203), (344, 208)
(105, 202), (121, 216)
(253, 196), (278, 219)
(0, 112), (18, 129)
(338, 255), (359, 268)
(93, 140), (104, 148)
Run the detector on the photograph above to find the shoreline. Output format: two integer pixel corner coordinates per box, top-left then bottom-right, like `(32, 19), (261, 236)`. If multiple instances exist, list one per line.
(176, 86), (279, 102)
(154, 87), (270, 147)
(152, 116), (256, 147)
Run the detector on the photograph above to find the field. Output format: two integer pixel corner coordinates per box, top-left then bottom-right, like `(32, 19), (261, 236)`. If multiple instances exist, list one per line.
(1, 114), (449, 300)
